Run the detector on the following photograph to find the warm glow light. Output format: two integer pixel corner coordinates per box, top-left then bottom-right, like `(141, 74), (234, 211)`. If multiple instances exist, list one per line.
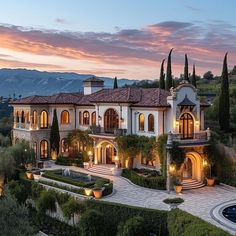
(195, 120), (199, 125)
(84, 188), (93, 196)
(88, 151), (92, 156)
(203, 160), (208, 167)
(114, 156), (119, 161)
(169, 164), (175, 173)
(175, 120), (179, 127)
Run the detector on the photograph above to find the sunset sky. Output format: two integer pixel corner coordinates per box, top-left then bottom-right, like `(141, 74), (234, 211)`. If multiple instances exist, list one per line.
(0, 0), (235, 80)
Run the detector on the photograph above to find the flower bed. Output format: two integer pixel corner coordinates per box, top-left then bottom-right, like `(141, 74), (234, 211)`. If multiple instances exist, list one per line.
(122, 169), (166, 190)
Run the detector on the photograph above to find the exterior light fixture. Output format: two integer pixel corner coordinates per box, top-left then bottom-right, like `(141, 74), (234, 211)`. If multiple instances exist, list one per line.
(169, 164), (175, 173)
(203, 160), (208, 167)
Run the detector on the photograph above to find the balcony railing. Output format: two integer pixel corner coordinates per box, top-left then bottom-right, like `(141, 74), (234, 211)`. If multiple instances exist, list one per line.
(89, 125), (127, 137)
(172, 131), (209, 144)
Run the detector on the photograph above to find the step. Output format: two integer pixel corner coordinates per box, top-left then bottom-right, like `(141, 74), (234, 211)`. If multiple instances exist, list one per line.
(88, 165), (115, 175)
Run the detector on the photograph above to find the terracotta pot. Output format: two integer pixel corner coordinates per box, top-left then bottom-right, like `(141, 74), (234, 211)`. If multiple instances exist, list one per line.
(26, 171), (34, 180)
(207, 178), (215, 186)
(84, 188), (93, 196)
(174, 185), (183, 194)
(93, 188), (103, 199)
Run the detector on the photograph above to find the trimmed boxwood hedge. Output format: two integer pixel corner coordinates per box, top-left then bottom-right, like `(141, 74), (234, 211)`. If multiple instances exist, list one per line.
(122, 169), (166, 190)
(42, 169), (109, 188)
(168, 209), (230, 236)
(85, 200), (168, 236)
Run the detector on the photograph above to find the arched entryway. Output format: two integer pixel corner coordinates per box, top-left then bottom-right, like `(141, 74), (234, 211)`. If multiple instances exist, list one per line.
(183, 152), (203, 181)
(179, 113), (194, 139)
(95, 141), (117, 164)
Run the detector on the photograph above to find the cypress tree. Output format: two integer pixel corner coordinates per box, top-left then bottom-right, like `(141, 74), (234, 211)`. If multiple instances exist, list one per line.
(219, 52), (230, 131)
(50, 109), (60, 154)
(159, 59), (165, 89)
(191, 64), (197, 87)
(113, 77), (118, 89)
(184, 54), (189, 82)
(165, 48), (173, 90)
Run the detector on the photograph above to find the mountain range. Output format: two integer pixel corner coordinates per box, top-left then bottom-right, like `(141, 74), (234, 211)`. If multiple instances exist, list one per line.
(0, 68), (137, 98)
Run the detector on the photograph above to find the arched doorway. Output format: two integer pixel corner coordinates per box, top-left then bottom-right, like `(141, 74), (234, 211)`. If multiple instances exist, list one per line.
(104, 109), (119, 133)
(179, 113), (194, 139)
(96, 141), (117, 164)
(183, 152), (203, 181)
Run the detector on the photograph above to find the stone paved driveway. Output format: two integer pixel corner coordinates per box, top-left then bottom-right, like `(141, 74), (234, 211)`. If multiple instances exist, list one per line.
(44, 163), (236, 235)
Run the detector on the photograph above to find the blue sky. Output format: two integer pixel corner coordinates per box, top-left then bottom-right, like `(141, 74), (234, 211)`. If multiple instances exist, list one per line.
(0, 0), (235, 79)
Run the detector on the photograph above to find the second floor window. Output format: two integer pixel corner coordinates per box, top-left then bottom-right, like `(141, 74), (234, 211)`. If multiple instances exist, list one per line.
(92, 112), (96, 126)
(139, 113), (145, 131)
(32, 110), (37, 125)
(40, 111), (48, 128)
(61, 110), (70, 124)
(83, 111), (90, 125)
(148, 114), (154, 132)
(21, 111), (25, 123)
(104, 108), (119, 133)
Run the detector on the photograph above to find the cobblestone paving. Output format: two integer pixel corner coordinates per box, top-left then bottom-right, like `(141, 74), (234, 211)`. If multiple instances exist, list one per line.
(45, 163), (236, 235)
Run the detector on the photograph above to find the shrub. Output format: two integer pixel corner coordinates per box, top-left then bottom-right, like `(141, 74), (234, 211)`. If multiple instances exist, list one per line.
(62, 197), (85, 225)
(122, 169), (166, 190)
(31, 182), (44, 200)
(79, 209), (105, 236)
(36, 190), (56, 214)
(7, 180), (29, 204)
(117, 216), (145, 236)
(167, 209), (230, 236)
(163, 198), (184, 205)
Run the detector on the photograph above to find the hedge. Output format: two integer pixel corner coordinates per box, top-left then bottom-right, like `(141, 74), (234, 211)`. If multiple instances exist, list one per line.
(42, 169), (110, 188)
(168, 209), (230, 236)
(85, 200), (168, 236)
(122, 169), (166, 190)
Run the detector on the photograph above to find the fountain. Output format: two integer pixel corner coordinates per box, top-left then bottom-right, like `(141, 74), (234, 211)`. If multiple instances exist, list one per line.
(63, 168), (71, 176)
(87, 174), (92, 181)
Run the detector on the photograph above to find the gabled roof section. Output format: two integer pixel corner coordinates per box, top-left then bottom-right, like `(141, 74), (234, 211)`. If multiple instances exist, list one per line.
(11, 95), (49, 104)
(177, 95), (196, 106)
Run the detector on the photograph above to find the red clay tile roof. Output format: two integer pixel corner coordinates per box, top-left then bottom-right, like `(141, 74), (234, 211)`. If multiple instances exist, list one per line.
(83, 76), (104, 83)
(10, 88), (171, 107)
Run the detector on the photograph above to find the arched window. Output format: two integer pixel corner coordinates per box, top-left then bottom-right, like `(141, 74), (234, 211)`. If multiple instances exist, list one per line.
(61, 110), (70, 124)
(83, 111), (90, 125)
(16, 111), (19, 123)
(40, 111), (48, 128)
(179, 113), (194, 139)
(61, 139), (69, 153)
(32, 110), (37, 124)
(92, 112), (96, 126)
(148, 114), (154, 132)
(33, 142), (37, 158)
(79, 111), (82, 125)
(21, 111), (25, 123)
(139, 113), (145, 131)
(104, 108), (119, 133)
(40, 140), (48, 159)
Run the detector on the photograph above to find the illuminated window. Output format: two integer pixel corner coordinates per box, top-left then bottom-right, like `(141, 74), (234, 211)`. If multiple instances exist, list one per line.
(32, 111), (37, 124)
(139, 113), (145, 131)
(83, 111), (90, 125)
(148, 114), (154, 132)
(61, 139), (69, 153)
(40, 140), (48, 159)
(61, 110), (70, 124)
(104, 109), (119, 133)
(40, 111), (48, 128)
(179, 113), (194, 139)
(92, 112), (96, 126)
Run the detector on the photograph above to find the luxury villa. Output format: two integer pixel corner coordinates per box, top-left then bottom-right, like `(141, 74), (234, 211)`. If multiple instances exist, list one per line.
(11, 77), (210, 187)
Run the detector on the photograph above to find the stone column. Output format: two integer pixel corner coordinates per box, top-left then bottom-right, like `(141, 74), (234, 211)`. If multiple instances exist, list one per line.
(166, 131), (173, 193)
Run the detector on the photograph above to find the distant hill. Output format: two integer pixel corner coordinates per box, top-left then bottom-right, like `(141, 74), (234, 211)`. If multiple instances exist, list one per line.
(0, 68), (137, 97)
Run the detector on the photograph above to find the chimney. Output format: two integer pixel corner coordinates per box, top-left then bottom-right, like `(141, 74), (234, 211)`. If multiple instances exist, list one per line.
(83, 76), (104, 95)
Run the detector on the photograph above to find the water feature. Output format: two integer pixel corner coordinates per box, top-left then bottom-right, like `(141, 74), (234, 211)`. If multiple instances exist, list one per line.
(222, 205), (236, 223)
(59, 169), (95, 182)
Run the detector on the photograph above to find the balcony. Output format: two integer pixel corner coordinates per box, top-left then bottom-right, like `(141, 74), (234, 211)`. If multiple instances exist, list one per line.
(172, 131), (209, 146)
(89, 125), (127, 138)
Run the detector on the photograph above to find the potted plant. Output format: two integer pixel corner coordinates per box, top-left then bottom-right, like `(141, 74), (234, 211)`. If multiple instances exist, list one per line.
(205, 165), (215, 186)
(92, 180), (104, 199)
(25, 171), (34, 180)
(173, 176), (183, 194)
(163, 197), (184, 210)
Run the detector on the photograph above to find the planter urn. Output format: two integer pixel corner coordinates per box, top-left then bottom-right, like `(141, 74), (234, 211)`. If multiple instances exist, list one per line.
(174, 185), (183, 194)
(26, 171), (34, 180)
(93, 188), (103, 199)
(206, 178), (215, 186)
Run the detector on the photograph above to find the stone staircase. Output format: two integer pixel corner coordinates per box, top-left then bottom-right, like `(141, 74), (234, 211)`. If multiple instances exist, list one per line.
(88, 164), (115, 176)
(182, 179), (205, 190)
